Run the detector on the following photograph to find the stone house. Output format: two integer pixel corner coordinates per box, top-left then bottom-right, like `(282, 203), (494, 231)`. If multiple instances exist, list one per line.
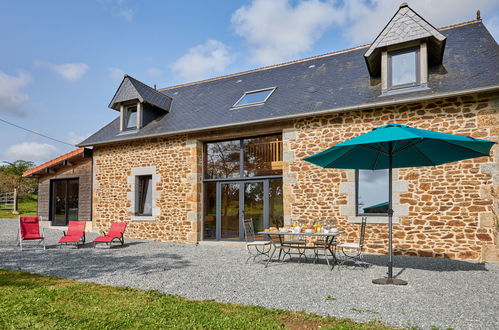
(23, 148), (93, 229)
(79, 4), (499, 261)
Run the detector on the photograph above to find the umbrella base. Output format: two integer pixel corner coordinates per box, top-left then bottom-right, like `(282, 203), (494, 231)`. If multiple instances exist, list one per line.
(372, 277), (408, 285)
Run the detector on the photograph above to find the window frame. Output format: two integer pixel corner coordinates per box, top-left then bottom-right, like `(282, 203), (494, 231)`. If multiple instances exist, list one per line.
(232, 87), (276, 108)
(124, 105), (138, 130)
(355, 169), (390, 217)
(202, 133), (283, 181)
(135, 175), (153, 216)
(387, 47), (420, 90)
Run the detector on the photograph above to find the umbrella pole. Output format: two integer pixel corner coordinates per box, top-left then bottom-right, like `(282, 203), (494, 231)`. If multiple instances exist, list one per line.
(373, 153), (408, 285)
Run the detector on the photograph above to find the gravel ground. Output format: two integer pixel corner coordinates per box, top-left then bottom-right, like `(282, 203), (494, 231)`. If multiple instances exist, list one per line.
(1, 218), (497, 329)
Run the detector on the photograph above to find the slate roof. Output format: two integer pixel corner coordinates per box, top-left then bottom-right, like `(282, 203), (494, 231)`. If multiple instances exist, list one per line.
(109, 75), (172, 112)
(79, 21), (499, 147)
(364, 3), (446, 76)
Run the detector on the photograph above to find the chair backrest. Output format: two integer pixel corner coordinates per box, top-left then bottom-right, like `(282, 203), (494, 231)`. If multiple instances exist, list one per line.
(67, 221), (86, 236)
(19, 216), (40, 238)
(108, 222), (127, 238)
(359, 216), (367, 248)
(243, 219), (255, 243)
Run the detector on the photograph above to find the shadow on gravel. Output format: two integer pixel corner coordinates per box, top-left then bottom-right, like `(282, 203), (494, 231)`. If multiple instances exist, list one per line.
(0, 249), (192, 281)
(362, 254), (488, 272)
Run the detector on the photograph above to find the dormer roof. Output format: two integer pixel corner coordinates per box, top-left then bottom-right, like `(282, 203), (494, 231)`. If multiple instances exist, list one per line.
(364, 3), (447, 76)
(109, 75), (172, 112)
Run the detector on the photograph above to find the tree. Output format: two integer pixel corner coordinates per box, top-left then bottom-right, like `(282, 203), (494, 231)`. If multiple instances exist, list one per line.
(0, 160), (37, 197)
(2, 160), (35, 176)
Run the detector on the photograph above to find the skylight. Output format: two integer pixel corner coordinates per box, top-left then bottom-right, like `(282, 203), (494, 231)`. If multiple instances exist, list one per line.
(233, 88), (275, 107)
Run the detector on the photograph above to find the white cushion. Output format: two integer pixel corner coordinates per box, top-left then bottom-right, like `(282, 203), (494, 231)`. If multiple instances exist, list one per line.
(338, 243), (361, 249)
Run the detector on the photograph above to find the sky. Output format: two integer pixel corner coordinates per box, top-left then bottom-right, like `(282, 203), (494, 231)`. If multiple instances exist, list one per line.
(0, 0), (498, 165)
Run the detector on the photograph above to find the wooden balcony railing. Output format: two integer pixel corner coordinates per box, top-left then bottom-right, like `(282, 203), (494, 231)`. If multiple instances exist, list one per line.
(245, 140), (283, 170)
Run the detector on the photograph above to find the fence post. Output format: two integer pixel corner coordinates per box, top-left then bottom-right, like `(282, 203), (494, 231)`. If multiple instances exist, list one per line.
(12, 188), (19, 215)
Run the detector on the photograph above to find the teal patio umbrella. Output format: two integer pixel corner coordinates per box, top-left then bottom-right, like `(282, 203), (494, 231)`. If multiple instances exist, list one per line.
(304, 123), (495, 285)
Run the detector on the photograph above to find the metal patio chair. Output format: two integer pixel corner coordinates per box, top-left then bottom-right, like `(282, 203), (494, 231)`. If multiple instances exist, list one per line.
(337, 216), (367, 266)
(243, 219), (271, 263)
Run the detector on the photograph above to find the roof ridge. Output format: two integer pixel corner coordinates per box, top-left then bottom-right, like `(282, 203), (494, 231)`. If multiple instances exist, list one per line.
(126, 74), (164, 95)
(158, 19), (481, 92)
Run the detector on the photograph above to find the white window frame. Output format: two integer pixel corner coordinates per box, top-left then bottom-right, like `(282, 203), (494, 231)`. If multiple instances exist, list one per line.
(232, 87), (276, 108)
(127, 166), (161, 221)
(387, 47), (420, 90)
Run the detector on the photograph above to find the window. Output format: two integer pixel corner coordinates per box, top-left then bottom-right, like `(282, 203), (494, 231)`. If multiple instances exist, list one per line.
(125, 105), (137, 130)
(233, 88), (275, 107)
(356, 169), (389, 216)
(204, 134), (282, 180)
(388, 48), (419, 89)
(136, 175), (152, 216)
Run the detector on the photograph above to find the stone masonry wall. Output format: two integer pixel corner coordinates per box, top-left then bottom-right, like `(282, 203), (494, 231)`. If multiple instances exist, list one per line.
(92, 134), (199, 243)
(285, 93), (498, 261)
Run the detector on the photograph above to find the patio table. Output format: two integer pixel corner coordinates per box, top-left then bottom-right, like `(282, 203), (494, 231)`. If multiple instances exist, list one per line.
(257, 230), (344, 269)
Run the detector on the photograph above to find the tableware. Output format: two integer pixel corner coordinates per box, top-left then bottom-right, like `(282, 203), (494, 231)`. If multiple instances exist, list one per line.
(305, 229), (313, 233)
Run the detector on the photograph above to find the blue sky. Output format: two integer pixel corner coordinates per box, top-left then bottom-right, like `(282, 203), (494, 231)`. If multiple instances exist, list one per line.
(1, 0), (498, 165)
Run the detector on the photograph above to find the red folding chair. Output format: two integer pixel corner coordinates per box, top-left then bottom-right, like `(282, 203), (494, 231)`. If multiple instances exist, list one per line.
(93, 222), (127, 248)
(59, 221), (86, 248)
(18, 216), (46, 251)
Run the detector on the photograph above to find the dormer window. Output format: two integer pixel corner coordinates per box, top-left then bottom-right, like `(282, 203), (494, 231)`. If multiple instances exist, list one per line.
(388, 47), (420, 90)
(363, 3), (446, 96)
(109, 75), (172, 133)
(125, 105), (138, 130)
(233, 88), (275, 108)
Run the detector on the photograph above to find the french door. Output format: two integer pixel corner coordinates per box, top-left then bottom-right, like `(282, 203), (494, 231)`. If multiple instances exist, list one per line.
(204, 178), (283, 241)
(50, 179), (79, 226)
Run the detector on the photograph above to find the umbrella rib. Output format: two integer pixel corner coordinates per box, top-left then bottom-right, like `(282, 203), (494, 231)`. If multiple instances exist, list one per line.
(371, 150), (381, 170)
(412, 144), (436, 167)
(392, 138), (424, 155)
(361, 144), (388, 154)
(437, 139), (492, 156)
(325, 145), (362, 167)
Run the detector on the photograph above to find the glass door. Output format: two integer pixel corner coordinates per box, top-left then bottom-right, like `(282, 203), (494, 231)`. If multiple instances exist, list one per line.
(243, 181), (265, 240)
(52, 180), (67, 225)
(51, 179), (79, 226)
(220, 182), (240, 240)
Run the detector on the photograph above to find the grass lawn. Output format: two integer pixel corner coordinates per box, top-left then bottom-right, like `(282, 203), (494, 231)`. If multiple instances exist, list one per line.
(0, 194), (37, 218)
(0, 269), (392, 329)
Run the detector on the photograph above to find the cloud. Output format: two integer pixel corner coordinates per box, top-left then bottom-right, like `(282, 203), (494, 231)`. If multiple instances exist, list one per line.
(231, 0), (341, 65)
(34, 60), (89, 82)
(0, 71), (31, 116)
(116, 6), (134, 22)
(326, 0), (499, 45)
(109, 67), (125, 81)
(4, 142), (59, 163)
(172, 39), (232, 82)
(67, 132), (90, 145)
(230, 0), (499, 66)
(113, 0), (135, 22)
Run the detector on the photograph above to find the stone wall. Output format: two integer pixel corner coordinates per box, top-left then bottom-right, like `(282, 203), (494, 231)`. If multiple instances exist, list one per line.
(38, 158), (92, 222)
(92, 92), (498, 261)
(92, 135), (199, 243)
(285, 93), (498, 261)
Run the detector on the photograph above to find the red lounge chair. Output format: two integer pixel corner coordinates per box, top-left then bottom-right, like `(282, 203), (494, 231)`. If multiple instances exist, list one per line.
(93, 222), (127, 247)
(18, 216), (45, 251)
(59, 221), (86, 247)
